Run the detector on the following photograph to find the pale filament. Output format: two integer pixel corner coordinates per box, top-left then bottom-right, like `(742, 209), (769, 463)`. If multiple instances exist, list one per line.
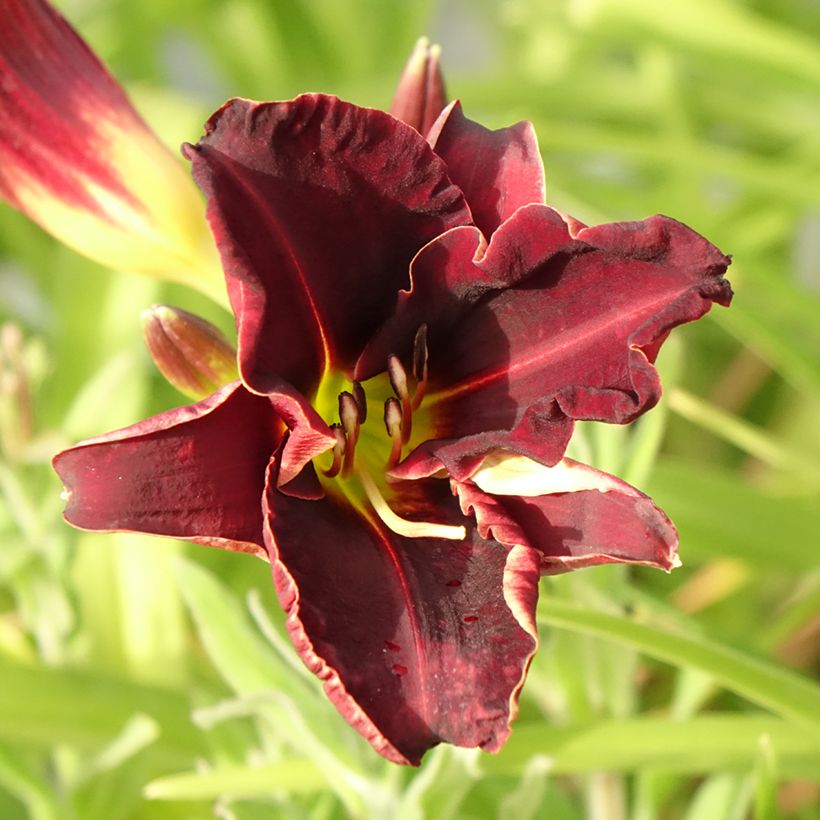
(356, 467), (465, 541)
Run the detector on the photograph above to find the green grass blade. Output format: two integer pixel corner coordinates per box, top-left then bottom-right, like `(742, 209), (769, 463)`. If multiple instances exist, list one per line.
(484, 716), (820, 779)
(537, 599), (820, 733)
(143, 758), (325, 801)
(0, 655), (202, 766)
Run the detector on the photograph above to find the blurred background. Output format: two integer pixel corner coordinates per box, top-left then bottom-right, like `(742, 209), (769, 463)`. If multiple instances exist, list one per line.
(1, 0), (819, 817)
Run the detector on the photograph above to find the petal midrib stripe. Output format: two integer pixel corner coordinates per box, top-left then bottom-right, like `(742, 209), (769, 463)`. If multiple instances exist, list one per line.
(428, 290), (682, 404)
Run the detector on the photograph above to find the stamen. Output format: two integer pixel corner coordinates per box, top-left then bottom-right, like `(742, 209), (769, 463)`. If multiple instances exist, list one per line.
(338, 392), (360, 477)
(322, 424), (346, 478)
(356, 467), (466, 541)
(387, 354), (412, 444)
(384, 397), (403, 468)
(352, 380), (367, 423)
(411, 324), (428, 411)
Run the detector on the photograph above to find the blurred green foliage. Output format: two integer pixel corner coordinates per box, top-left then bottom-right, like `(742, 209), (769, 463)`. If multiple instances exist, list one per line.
(1, 0), (819, 817)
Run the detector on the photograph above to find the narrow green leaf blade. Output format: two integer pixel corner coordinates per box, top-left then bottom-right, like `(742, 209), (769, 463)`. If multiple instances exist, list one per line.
(537, 599), (820, 733)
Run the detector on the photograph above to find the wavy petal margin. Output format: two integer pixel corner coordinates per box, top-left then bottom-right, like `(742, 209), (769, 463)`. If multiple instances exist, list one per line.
(455, 455), (679, 574)
(263, 463), (540, 765)
(0, 0), (221, 293)
(185, 94), (472, 395)
(52, 383), (281, 557)
(367, 204), (731, 478)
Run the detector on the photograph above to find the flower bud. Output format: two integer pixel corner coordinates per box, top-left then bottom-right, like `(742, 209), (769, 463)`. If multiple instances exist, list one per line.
(141, 305), (237, 400)
(390, 37), (447, 135)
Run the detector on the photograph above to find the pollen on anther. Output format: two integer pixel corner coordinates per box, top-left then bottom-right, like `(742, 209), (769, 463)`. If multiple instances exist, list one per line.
(384, 396), (403, 467)
(338, 391), (360, 477)
(387, 354), (412, 443)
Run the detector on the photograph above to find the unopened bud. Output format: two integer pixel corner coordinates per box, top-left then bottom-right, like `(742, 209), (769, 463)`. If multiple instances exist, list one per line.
(141, 305), (238, 400)
(390, 37), (447, 135)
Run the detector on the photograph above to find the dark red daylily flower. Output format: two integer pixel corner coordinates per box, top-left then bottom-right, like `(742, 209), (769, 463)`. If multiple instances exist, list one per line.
(53, 88), (731, 764)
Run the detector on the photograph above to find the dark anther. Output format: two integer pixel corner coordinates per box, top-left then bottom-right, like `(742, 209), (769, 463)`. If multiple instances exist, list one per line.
(322, 423), (347, 478)
(384, 397), (403, 467)
(387, 354), (412, 444)
(352, 380), (367, 423)
(338, 392), (360, 477)
(411, 324), (429, 411)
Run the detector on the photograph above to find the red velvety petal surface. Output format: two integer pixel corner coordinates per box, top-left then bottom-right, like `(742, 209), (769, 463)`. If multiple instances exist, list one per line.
(0, 0), (141, 213)
(365, 204), (731, 478)
(263, 465), (540, 765)
(53, 383), (281, 557)
(185, 95), (472, 395)
(454, 470), (679, 575)
(428, 102), (545, 239)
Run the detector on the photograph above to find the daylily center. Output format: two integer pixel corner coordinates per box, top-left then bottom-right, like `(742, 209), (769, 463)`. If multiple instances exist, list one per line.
(311, 331), (465, 542)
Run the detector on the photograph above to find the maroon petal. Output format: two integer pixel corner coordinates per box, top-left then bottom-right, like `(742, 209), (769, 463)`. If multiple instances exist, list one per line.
(52, 383), (281, 557)
(428, 101), (545, 238)
(263, 464), (539, 765)
(390, 37), (448, 136)
(250, 372), (336, 490)
(454, 457), (679, 574)
(184, 95), (472, 395)
(365, 205), (731, 478)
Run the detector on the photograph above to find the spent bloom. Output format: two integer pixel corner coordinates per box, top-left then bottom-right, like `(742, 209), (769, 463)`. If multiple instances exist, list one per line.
(3, 1), (732, 765)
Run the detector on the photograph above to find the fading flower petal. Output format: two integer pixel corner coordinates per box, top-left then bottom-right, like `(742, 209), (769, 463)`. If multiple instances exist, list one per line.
(263, 462), (540, 765)
(184, 94), (472, 395)
(53, 383), (282, 557)
(455, 455), (679, 574)
(390, 37), (447, 136)
(0, 0), (222, 295)
(428, 101), (546, 238)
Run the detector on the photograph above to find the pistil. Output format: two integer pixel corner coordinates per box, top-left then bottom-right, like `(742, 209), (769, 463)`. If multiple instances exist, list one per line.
(315, 355), (462, 542)
(356, 466), (465, 541)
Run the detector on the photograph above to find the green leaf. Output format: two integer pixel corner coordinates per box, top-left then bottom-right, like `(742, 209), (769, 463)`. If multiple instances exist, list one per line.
(0, 655), (202, 766)
(173, 557), (295, 696)
(753, 734), (781, 820)
(719, 267), (820, 405)
(666, 388), (820, 482)
(395, 746), (480, 820)
(536, 598), (820, 734)
(646, 459), (820, 571)
(143, 758), (324, 801)
(484, 716), (820, 779)
(682, 774), (751, 820)
(173, 558), (373, 816)
(0, 744), (60, 820)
